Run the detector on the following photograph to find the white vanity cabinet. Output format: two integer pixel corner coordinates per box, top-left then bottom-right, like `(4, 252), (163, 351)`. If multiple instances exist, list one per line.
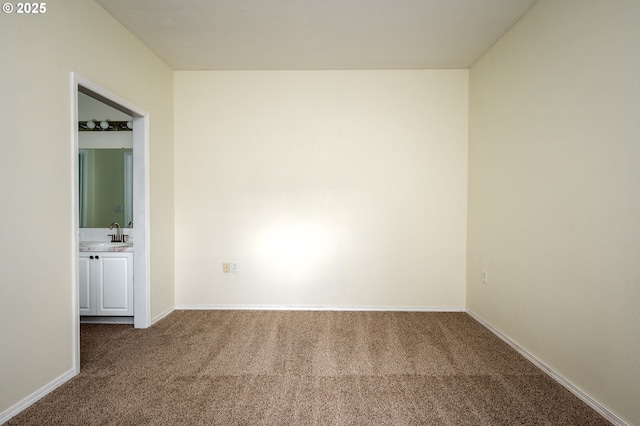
(79, 252), (133, 316)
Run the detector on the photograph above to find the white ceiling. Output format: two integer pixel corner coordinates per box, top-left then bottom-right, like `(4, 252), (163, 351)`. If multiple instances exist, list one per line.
(95, 0), (538, 70)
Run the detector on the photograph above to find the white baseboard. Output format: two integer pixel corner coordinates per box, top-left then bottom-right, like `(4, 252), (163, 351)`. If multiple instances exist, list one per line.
(175, 304), (465, 312)
(151, 305), (175, 325)
(466, 309), (629, 426)
(0, 368), (77, 425)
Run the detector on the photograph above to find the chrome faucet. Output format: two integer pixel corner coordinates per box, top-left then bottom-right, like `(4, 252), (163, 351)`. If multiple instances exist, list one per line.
(109, 222), (121, 242)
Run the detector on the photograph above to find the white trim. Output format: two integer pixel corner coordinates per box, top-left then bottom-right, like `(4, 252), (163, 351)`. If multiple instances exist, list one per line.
(132, 114), (151, 329)
(466, 309), (630, 426)
(76, 75), (149, 117)
(70, 74), (81, 376)
(73, 73), (151, 331)
(0, 368), (76, 425)
(176, 304), (466, 312)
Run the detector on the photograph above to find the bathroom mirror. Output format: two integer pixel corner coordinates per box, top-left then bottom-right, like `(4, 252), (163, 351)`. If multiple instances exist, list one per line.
(78, 91), (133, 228)
(79, 148), (133, 228)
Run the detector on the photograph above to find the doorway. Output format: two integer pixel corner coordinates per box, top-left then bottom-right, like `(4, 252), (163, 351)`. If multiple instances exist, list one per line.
(71, 73), (151, 372)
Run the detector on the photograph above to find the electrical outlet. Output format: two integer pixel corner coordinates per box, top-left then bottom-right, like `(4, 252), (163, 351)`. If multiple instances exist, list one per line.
(482, 271), (488, 284)
(222, 263), (230, 273)
(230, 262), (238, 273)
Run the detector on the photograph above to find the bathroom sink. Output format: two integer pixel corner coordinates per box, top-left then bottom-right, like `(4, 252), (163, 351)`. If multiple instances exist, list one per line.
(80, 241), (132, 248)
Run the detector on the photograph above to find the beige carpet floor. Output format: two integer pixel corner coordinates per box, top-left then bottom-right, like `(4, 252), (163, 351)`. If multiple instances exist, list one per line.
(7, 310), (610, 425)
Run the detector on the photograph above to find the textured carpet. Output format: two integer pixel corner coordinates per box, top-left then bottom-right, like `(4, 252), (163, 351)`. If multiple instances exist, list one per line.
(7, 310), (609, 425)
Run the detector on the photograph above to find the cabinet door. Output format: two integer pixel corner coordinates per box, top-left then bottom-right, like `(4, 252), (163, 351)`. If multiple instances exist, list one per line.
(96, 253), (133, 316)
(79, 255), (95, 315)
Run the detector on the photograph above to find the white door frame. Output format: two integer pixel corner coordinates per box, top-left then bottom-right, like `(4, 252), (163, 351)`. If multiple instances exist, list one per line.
(71, 73), (151, 372)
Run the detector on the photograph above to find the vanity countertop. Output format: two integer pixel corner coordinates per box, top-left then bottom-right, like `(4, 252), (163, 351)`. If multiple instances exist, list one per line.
(79, 242), (134, 253)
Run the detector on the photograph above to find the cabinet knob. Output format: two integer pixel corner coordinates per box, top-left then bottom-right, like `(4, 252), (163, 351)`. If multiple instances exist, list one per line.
(95, 255), (100, 259)
(90, 256), (94, 260)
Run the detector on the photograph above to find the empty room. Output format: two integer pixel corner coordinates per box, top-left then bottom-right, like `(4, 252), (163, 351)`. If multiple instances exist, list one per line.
(1, 0), (638, 424)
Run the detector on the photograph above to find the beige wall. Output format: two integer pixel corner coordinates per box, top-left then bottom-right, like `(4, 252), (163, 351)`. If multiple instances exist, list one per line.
(467, 0), (640, 424)
(174, 70), (468, 309)
(0, 0), (174, 416)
